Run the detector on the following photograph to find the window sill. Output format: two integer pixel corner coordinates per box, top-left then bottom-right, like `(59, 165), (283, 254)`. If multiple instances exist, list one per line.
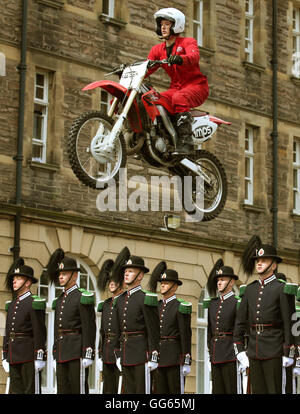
(291, 212), (300, 221)
(291, 76), (300, 86)
(29, 160), (60, 173)
(199, 46), (215, 57)
(242, 203), (265, 213)
(37, 0), (65, 9)
(99, 14), (127, 29)
(243, 61), (266, 73)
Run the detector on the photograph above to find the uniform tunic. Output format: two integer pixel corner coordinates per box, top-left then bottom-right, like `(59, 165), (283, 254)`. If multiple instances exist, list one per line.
(53, 284), (96, 363)
(233, 275), (295, 359)
(3, 291), (46, 364)
(207, 291), (237, 364)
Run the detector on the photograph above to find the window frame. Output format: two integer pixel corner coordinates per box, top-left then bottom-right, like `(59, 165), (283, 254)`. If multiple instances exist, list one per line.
(193, 0), (203, 47)
(245, 0), (254, 63)
(102, 0), (115, 18)
(293, 139), (300, 214)
(32, 71), (49, 163)
(292, 7), (300, 78)
(244, 126), (254, 206)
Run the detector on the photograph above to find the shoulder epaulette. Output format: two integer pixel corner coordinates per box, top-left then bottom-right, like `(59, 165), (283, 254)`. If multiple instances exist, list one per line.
(52, 298), (58, 310)
(97, 300), (104, 312)
(202, 297), (218, 309)
(297, 287), (300, 302)
(283, 282), (298, 296)
(239, 284), (247, 297)
(31, 295), (46, 310)
(5, 301), (12, 312)
(79, 288), (95, 305)
(177, 298), (192, 314)
(143, 290), (158, 306)
(236, 296), (242, 310)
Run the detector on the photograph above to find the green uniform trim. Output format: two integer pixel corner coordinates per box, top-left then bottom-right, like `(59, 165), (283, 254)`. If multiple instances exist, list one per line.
(5, 301), (12, 312)
(52, 298), (57, 310)
(97, 300), (104, 312)
(283, 282), (298, 296)
(202, 298), (212, 309)
(177, 298), (192, 314)
(236, 297), (242, 310)
(143, 291), (158, 306)
(239, 284), (247, 297)
(32, 295), (46, 310)
(79, 288), (95, 305)
(297, 287), (300, 302)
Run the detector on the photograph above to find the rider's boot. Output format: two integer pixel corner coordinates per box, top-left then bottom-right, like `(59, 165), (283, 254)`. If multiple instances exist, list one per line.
(172, 112), (194, 156)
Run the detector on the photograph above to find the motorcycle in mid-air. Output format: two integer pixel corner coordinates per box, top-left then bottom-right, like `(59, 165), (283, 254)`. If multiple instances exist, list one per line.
(68, 59), (230, 221)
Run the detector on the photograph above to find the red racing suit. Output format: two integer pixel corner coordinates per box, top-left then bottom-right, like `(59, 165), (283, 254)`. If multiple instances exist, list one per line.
(146, 36), (209, 113)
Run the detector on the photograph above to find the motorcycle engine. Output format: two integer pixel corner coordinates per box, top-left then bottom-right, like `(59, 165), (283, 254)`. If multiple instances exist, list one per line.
(155, 137), (167, 153)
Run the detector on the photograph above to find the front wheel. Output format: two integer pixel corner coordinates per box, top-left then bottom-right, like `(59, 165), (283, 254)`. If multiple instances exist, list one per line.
(170, 150), (227, 222)
(68, 110), (127, 189)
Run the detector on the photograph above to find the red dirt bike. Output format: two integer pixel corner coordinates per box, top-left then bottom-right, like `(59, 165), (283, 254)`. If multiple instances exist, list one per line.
(68, 59), (230, 221)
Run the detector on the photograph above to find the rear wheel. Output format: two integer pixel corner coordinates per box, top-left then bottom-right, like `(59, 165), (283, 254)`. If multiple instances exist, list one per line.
(169, 150), (227, 221)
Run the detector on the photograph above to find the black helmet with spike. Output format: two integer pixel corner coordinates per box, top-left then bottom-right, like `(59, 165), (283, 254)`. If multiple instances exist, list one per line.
(206, 258), (224, 297)
(5, 257), (38, 291)
(242, 235), (282, 277)
(148, 261), (167, 293)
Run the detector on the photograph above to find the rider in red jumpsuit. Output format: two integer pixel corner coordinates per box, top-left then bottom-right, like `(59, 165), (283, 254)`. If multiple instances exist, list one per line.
(146, 8), (209, 155)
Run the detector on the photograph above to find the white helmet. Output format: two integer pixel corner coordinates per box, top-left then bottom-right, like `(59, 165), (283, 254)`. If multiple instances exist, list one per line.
(154, 8), (185, 36)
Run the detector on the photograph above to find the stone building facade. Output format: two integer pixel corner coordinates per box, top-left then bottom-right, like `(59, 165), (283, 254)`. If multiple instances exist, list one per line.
(0, 0), (299, 394)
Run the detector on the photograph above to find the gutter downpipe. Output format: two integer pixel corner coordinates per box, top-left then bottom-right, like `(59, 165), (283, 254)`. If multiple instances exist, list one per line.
(271, 0), (278, 248)
(11, 0), (28, 261)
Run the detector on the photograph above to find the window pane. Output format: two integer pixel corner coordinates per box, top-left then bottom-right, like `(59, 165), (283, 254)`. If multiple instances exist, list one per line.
(35, 74), (45, 100)
(32, 143), (43, 161)
(102, 0), (109, 15)
(193, 0), (200, 20)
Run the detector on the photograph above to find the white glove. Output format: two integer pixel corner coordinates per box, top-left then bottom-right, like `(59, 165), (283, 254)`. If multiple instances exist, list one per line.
(82, 358), (93, 368)
(293, 366), (300, 376)
(53, 359), (56, 371)
(182, 364), (191, 376)
(2, 359), (9, 373)
(237, 351), (249, 371)
(116, 357), (122, 372)
(34, 360), (46, 372)
(282, 356), (294, 367)
(147, 361), (158, 371)
(97, 358), (103, 371)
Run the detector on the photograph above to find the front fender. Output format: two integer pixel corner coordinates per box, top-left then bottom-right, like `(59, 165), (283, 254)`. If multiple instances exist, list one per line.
(82, 80), (142, 133)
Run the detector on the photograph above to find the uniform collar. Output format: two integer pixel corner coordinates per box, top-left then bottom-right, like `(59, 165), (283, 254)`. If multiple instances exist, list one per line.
(127, 285), (141, 296)
(259, 274), (276, 285)
(64, 284), (78, 295)
(164, 294), (176, 304)
(220, 291), (234, 301)
(18, 291), (31, 301)
(112, 291), (123, 300)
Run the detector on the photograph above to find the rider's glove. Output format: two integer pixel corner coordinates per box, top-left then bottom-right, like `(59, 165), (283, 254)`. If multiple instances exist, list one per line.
(167, 55), (183, 65)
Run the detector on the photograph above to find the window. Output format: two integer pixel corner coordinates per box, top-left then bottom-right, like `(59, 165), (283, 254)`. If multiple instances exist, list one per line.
(37, 258), (101, 394)
(292, 8), (300, 78)
(245, 126), (254, 205)
(193, 0), (203, 47)
(0, 52), (5, 76)
(102, 0), (114, 18)
(245, 0), (254, 63)
(293, 139), (300, 214)
(196, 288), (210, 394)
(32, 72), (49, 163)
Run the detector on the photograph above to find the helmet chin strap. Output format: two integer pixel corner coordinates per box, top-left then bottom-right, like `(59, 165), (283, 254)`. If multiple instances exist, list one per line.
(14, 278), (30, 294)
(257, 260), (275, 277)
(126, 269), (142, 287)
(162, 282), (176, 297)
(218, 278), (232, 295)
(61, 271), (75, 288)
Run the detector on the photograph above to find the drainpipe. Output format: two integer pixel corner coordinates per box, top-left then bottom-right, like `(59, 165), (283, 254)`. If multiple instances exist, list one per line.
(11, 0), (28, 260)
(271, 0), (278, 248)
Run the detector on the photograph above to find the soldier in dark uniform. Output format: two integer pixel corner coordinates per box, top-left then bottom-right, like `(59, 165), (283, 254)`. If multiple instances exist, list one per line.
(96, 247), (130, 394)
(46, 248), (96, 394)
(233, 235), (296, 394)
(114, 255), (160, 394)
(204, 259), (239, 394)
(148, 261), (192, 394)
(2, 257), (47, 394)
